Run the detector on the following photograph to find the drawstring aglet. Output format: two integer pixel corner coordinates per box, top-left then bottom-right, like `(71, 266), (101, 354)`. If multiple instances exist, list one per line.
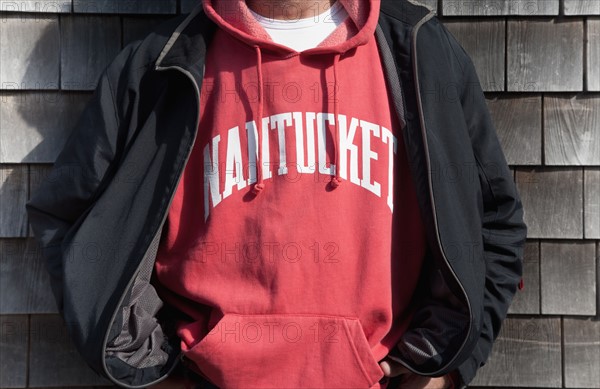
(330, 176), (342, 188)
(252, 182), (265, 194)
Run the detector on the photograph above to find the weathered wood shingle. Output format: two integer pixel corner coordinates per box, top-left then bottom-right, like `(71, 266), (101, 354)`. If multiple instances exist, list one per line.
(540, 242), (596, 315)
(60, 15), (121, 90)
(0, 239), (58, 314)
(0, 165), (28, 237)
(564, 317), (600, 388)
(0, 92), (91, 163)
(589, 19), (600, 92)
(73, 0), (176, 14)
(544, 95), (600, 165)
(470, 317), (562, 387)
(0, 15), (60, 90)
(444, 19), (505, 92)
(516, 168), (583, 239)
(442, 0), (559, 16)
(507, 19), (583, 92)
(0, 314), (28, 388)
(564, 0), (600, 15)
(486, 95), (542, 165)
(0, 1), (71, 12)
(28, 315), (112, 387)
(585, 168), (600, 239)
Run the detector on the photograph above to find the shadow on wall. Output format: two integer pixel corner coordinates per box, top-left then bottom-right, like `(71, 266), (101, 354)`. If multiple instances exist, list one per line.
(0, 17), (89, 163)
(1, 16), (115, 387)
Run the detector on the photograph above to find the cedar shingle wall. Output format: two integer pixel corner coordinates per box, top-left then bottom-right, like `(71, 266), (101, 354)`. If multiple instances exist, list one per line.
(0, 0), (598, 387)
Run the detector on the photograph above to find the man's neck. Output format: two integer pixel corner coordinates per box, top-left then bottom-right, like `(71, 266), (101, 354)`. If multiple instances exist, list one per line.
(246, 0), (337, 21)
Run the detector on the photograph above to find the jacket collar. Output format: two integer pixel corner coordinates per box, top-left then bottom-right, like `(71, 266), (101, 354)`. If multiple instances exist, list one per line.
(154, 2), (217, 78)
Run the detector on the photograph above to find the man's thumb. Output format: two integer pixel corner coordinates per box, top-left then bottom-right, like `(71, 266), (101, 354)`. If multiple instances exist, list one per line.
(379, 358), (410, 377)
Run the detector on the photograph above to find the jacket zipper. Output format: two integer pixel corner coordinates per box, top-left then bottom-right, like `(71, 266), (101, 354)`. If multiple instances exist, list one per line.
(411, 12), (473, 377)
(100, 64), (203, 389)
(386, 11), (474, 379)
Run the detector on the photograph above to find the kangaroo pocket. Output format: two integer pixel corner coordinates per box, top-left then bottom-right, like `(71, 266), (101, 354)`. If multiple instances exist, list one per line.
(180, 313), (385, 388)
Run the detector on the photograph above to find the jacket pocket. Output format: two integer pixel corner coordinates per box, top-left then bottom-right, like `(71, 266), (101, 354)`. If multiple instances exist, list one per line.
(180, 313), (385, 388)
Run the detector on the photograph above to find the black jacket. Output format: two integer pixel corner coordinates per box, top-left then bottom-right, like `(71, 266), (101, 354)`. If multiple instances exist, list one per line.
(26, 1), (527, 388)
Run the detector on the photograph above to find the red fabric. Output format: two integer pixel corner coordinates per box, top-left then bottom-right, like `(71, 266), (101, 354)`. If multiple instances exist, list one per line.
(153, 1), (427, 387)
(518, 277), (525, 290)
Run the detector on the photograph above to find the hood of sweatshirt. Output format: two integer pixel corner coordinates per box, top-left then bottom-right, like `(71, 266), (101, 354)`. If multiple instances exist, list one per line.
(202, 0), (379, 55)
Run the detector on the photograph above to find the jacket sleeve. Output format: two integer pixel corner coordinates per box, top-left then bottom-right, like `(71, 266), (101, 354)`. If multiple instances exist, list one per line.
(25, 41), (140, 316)
(442, 27), (528, 388)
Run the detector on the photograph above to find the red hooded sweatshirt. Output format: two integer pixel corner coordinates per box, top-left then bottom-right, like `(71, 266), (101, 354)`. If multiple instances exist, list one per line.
(153, 1), (427, 388)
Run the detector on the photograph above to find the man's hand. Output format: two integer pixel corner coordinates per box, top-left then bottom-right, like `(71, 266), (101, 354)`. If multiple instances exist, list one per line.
(379, 359), (452, 389)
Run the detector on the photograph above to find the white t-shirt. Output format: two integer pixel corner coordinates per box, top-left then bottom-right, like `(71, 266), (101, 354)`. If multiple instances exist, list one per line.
(248, 1), (349, 52)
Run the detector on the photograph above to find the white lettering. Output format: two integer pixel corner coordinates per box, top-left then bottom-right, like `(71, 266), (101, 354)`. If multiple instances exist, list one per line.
(337, 114), (360, 185)
(246, 121), (258, 184)
(223, 126), (247, 199)
(360, 120), (381, 197)
(293, 112), (316, 174)
(203, 135), (222, 221)
(271, 113), (292, 175)
(260, 117), (273, 180)
(317, 112), (335, 175)
(382, 126), (397, 212)
(202, 112), (395, 216)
